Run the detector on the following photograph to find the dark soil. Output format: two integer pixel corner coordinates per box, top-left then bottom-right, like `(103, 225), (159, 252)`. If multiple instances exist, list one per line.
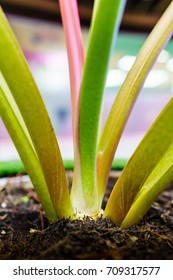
(0, 171), (173, 260)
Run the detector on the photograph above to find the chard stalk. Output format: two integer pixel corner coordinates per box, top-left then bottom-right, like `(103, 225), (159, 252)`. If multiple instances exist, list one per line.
(97, 1), (173, 199)
(59, 0), (85, 216)
(104, 97), (173, 227)
(71, 0), (126, 215)
(0, 7), (73, 218)
(0, 73), (56, 220)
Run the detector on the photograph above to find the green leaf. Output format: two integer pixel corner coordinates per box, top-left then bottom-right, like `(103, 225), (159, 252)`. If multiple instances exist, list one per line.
(104, 98), (173, 227)
(0, 73), (56, 220)
(0, 7), (73, 218)
(71, 0), (126, 216)
(97, 1), (173, 201)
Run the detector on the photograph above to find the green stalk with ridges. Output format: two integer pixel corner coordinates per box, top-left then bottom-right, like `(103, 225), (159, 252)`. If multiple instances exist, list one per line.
(0, 7), (73, 218)
(97, 1), (173, 201)
(121, 141), (173, 228)
(0, 75), (56, 220)
(104, 97), (173, 226)
(74, 0), (126, 215)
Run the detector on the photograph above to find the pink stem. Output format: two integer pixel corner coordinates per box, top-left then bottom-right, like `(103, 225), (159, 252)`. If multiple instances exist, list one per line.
(59, 0), (84, 134)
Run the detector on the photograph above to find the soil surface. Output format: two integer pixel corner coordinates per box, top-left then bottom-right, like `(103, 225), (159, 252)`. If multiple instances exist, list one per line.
(0, 171), (173, 260)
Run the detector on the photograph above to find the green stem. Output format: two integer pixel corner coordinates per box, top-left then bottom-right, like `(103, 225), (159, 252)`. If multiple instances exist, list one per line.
(104, 98), (173, 226)
(71, 0), (126, 215)
(0, 80), (56, 221)
(97, 1), (173, 200)
(0, 7), (73, 218)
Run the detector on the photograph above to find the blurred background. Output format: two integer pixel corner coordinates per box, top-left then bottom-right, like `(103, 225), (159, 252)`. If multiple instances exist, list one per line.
(0, 0), (173, 165)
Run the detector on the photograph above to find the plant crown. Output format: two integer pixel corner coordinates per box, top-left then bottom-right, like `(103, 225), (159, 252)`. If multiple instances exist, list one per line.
(0, 0), (173, 227)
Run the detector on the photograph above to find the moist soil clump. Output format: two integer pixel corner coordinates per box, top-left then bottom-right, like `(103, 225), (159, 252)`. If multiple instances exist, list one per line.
(0, 172), (173, 260)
